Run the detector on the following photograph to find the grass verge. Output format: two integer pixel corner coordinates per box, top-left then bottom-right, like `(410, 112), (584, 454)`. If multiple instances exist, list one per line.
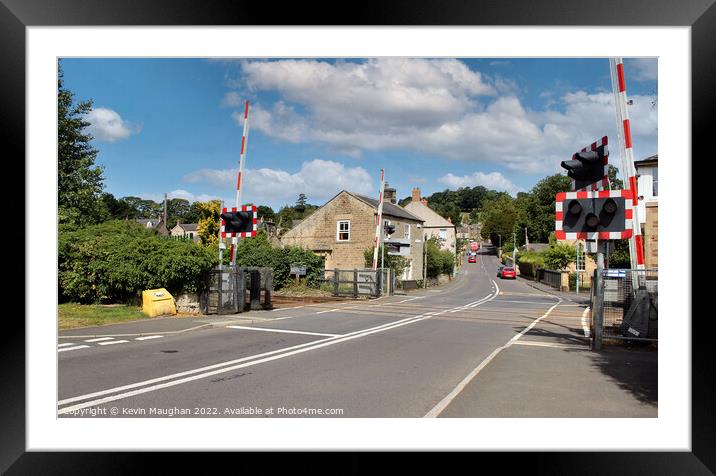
(58, 303), (151, 330)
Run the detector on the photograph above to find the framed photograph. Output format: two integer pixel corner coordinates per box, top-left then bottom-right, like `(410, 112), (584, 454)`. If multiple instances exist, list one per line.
(6, 0), (708, 471)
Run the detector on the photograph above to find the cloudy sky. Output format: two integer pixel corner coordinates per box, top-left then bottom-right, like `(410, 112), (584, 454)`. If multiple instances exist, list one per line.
(60, 57), (657, 209)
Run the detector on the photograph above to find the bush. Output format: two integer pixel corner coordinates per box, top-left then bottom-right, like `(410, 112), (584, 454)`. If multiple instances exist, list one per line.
(425, 237), (454, 278)
(58, 220), (218, 304)
(543, 242), (575, 270)
(234, 231), (324, 289)
(516, 250), (546, 278)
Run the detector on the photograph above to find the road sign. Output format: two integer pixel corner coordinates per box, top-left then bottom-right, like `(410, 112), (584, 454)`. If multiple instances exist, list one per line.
(555, 190), (634, 240)
(290, 264), (307, 276)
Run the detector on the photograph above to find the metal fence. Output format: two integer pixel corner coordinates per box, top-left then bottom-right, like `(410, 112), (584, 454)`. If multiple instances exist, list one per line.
(201, 266), (273, 314)
(591, 268), (658, 346)
(538, 269), (563, 289)
(321, 268), (393, 298)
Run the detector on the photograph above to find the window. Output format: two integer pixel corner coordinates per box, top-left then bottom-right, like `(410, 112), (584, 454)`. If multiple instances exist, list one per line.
(404, 224), (410, 240)
(652, 167), (658, 197)
(439, 229), (447, 241)
(337, 220), (350, 241)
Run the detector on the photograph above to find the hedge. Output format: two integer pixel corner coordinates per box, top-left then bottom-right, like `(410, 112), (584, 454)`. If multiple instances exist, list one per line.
(58, 220), (218, 304)
(516, 250), (546, 278)
(233, 232), (324, 289)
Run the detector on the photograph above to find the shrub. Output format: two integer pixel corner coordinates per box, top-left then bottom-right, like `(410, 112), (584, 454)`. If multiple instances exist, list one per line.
(516, 250), (546, 278)
(58, 220), (218, 304)
(234, 231), (324, 289)
(543, 242), (576, 271)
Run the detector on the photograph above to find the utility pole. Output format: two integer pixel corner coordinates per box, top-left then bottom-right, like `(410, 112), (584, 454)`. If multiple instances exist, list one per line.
(575, 241), (580, 294)
(423, 233), (428, 288)
(163, 193), (168, 229)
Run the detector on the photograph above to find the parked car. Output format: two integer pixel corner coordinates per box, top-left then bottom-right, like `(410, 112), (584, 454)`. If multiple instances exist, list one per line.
(468, 253), (477, 263)
(499, 267), (516, 279)
(496, 264), (505, 277)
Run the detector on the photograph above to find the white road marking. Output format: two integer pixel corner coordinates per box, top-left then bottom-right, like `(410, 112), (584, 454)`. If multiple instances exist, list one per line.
(226, 325), (342, 338)
(58, 314), (430, 410)
(58, 345), (90, 353)
(135, 335), (163, 341)
(57, 343), (75, 348)
(273, 305), (304, 311)
(513, 340), (587, 350)
(581, 307), (591, 338)
(316, 307), (344, 314)
(98, 340), (129, 346)
(84, 337), (115, 343)
(424, 298), (562, 418)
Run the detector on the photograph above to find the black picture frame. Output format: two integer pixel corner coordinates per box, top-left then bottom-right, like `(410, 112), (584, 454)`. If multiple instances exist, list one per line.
(5, 0), (708, 472)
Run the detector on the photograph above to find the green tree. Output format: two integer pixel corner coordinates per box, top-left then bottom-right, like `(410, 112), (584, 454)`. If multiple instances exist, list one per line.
(167, 198), (191, 225)
(480, 194), (518, 247)
(100, 193), (135, 220)
(257, 205), (275, 221)
(363, 246), (409, 277)
(295, 193), (308, 213)
(57, 63), (105, 225)
(607, 164), (625, 190)
(543, 242), (576, 270)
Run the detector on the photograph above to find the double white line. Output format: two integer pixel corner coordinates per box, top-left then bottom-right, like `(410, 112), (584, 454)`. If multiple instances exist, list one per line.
(448, 281), (500, 313)
(58, 313), (433, 415)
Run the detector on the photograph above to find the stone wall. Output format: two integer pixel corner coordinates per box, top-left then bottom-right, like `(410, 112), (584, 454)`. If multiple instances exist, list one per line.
(175, 292), (201, 314)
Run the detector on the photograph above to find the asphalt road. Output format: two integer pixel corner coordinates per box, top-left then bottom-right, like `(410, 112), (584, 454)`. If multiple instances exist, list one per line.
(57, 245), (600, 418)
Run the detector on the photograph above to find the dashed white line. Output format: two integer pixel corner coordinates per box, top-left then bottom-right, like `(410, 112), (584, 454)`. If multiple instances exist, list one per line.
(58, 345), (90, 352)
(57, 343), (75, 348)
(316, 308), (342, 314)
(84, 337), (115, 343)
(98, 340), (129, 346)
(135, 335), (163, 341)
(226, 325), (342, 338)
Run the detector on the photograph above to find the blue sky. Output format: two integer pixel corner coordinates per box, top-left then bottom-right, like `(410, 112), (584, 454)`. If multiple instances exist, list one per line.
(61, 57), (658, 210)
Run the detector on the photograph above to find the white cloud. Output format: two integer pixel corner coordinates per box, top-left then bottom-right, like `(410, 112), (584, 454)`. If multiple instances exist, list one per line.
(438, 171), (522, 195)
(627, 58), (658, 82)
(83, 107), (141, 142)
(221, 91), (243, 107)
(183, 159), (374, 206)
(227, 59), (657, 174)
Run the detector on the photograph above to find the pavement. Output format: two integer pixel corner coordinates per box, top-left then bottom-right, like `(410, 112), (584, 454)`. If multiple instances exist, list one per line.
(56, 244), (657, 418)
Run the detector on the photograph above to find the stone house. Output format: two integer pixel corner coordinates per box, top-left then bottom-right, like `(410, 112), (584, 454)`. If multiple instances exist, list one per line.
(171, 223), (200, 243)
(280, 190), (425, 280)
(634, 155), (658, 269)
(134, 217), (169, 236)
(402, 187), (457, 260)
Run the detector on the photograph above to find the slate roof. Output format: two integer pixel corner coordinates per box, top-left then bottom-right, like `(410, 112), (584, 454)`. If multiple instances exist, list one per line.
(351, 193), (424, 222)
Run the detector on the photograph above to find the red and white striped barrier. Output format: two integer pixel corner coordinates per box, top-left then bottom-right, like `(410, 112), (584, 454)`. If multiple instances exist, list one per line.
(371, 169), (385, 270)
(221, 205), (257, 238)
(555, 190), (634, 241)
(609, 58), (645, 270)
(230, 100), (251, 264)
(573, 135), (610, 191)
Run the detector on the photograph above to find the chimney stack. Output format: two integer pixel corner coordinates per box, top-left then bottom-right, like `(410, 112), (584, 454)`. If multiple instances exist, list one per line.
(447, 216), (452, 223)
(384, 183), (397, 204)
(412, 187), (421, 202)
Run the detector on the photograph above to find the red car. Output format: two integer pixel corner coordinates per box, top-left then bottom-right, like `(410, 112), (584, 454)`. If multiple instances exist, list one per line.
(499, 267), (516, 279)
(468, 254), (477, 263)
